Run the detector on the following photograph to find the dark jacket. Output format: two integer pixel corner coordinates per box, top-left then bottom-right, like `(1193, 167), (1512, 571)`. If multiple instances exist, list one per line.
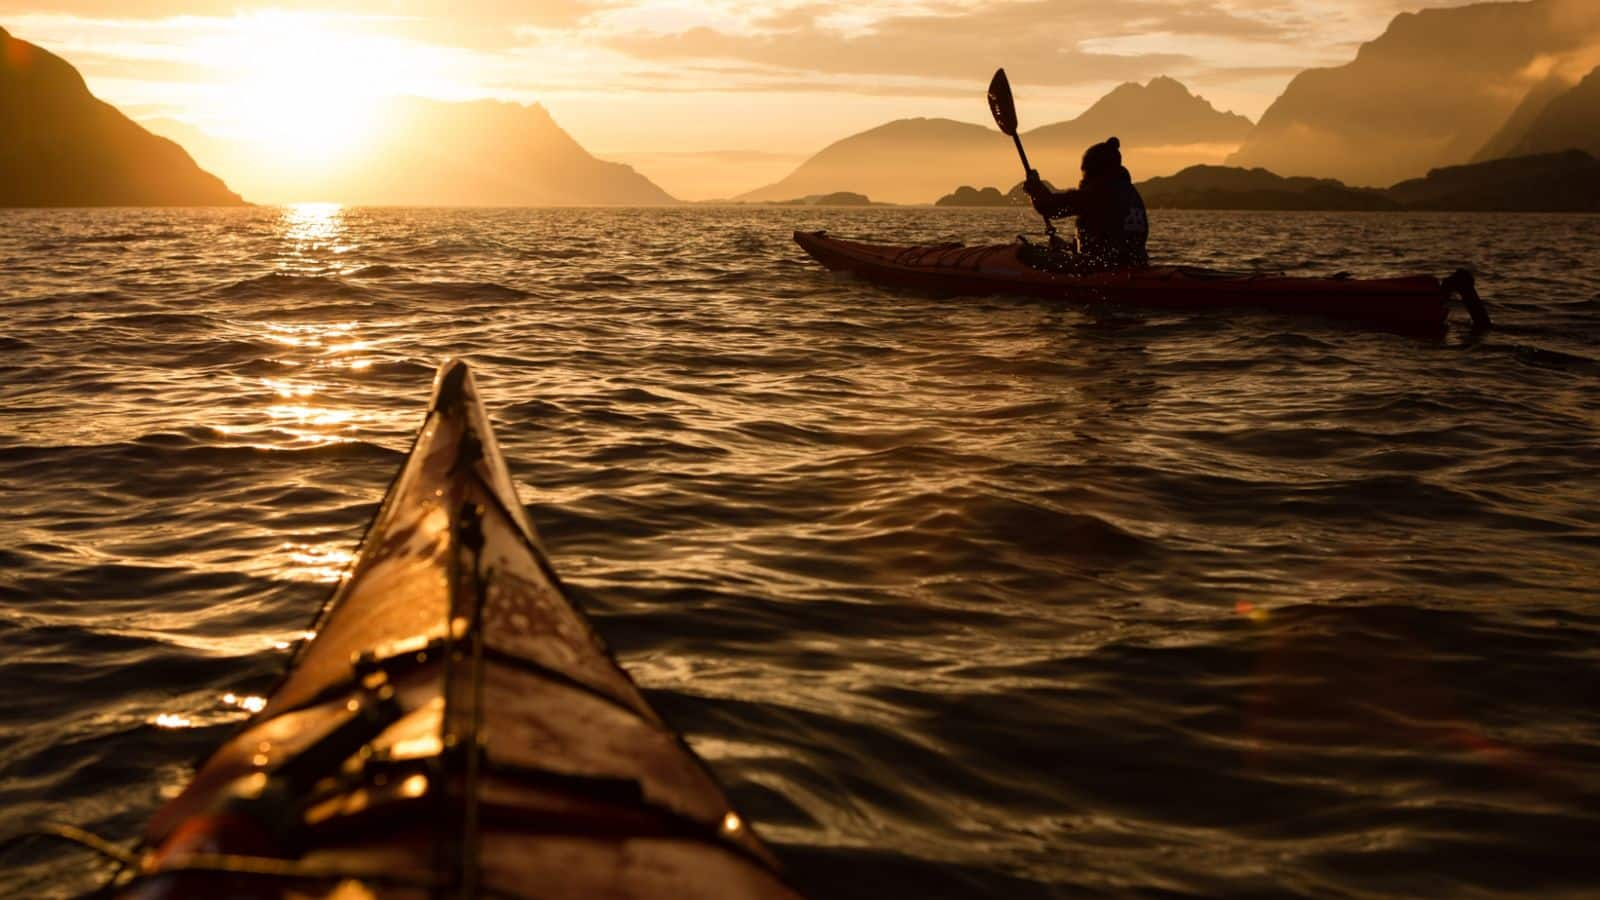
(1035, 167), (1149, 269)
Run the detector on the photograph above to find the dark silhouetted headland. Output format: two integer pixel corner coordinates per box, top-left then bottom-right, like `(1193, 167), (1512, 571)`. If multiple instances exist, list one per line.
(936, 185), (1015, 207)
(1138, 166), (1401, 210)
(1227, 0), (1600, 186)
(739, 78), (1252, 204)
(0, 25), (243, 206)
(1387, 149), (1600, 210)
(1027, 153), (1600, 211)
(775, 191), (879, 206)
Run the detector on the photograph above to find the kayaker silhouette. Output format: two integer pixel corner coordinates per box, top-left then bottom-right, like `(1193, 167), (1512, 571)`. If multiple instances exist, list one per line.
(1022, 136), (1150, 272)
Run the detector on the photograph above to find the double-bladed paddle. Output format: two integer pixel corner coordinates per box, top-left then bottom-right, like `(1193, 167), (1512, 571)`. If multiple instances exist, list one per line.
(987, 68), (1057, 239)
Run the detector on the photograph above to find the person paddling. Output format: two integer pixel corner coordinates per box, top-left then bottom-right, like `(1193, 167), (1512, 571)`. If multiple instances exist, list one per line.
(1023, 137), (1149, 271)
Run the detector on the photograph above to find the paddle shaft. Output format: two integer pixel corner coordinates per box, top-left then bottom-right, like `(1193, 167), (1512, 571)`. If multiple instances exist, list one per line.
(1010, 134), (1033, 173)
(1009, 134), (1057, 238)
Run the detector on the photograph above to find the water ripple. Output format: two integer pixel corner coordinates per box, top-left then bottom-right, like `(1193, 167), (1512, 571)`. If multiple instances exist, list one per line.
(0, 206), (1597, 899)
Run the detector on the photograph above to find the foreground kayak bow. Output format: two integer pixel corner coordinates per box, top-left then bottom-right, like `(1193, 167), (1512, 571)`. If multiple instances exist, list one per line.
(111, 360), (801, 899)
(795, 230), (1490, 331)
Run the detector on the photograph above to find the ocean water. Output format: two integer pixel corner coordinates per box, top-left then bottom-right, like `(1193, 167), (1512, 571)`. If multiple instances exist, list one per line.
(1, 205), (1597, 898)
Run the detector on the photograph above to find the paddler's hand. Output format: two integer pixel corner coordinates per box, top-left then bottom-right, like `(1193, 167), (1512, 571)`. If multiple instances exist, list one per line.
(1023, 170), (1048, 200)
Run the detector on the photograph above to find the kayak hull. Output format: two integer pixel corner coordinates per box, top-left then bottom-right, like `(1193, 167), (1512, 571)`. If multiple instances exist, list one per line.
(794, 230), (1483, 330)
(113, 360), (799, 899)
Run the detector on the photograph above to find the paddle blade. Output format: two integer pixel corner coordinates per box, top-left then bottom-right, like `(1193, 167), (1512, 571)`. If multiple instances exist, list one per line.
(988, 68), (1018, 135)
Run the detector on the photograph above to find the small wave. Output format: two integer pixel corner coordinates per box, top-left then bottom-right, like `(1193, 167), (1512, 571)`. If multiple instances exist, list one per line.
(518, 247), (596, 260)
(1514, 345), (1600, 374)
(348, 264), (409, 278)
(215, 273), (375, 302)
(387, 280), (529, 302)
(0, 434), (401, 477)
(101, 312), (214, 329)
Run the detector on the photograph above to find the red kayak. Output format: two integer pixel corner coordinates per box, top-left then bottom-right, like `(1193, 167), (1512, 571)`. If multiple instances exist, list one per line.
(794, 230), (1489, 331)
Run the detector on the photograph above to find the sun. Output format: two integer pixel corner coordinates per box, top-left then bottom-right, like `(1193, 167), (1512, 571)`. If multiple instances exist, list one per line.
(202, 13), (429, 167)
(230, 75), (384, 166)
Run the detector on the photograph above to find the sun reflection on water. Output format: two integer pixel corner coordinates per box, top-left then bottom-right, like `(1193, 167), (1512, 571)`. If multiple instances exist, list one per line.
(281, 542), (357, 584)
(248, 318), (382, 444)
(282, 202), (345, 245)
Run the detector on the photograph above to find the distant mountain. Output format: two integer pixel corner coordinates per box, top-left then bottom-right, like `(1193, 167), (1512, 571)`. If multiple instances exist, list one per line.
(736, 117), (1005, 205)
(1138, 166), (1399, 210)
(1502, 66), (1600, 158)
(0, 25), (243, 206)
(738, 78), (1253, 204)
(339, 98), (678, 206)
(147, 98), (678, 206)
(1027, 77), (1254, 149)
(1227, 0), (1600, 186)
(1387, 149), (1600, 210)
(597, 148), (810, 202)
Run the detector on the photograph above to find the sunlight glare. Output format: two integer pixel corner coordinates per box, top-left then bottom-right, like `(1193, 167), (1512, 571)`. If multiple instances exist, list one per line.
(283, 202), (345, 242)
(203, 15), (419, 166)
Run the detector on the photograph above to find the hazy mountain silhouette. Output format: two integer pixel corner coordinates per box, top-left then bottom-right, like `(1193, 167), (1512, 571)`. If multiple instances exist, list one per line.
(738, 78), (1252, 204)
(1471, 74), (1578, 162)
(149, 98), (677, 206)
(737, 117), (1001, 205)
(334, 98), (677, 206)
(1, 25), (243, 206)
(1028, 78), (1253, 148)
(1499, 66), (1600, 158)
(1227, 0), (1600, 186)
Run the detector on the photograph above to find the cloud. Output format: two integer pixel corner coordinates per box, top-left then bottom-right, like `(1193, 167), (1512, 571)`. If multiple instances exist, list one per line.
(6, 0), (1546, 162)
(606, 24), (1191, 87)
(592, 0), (1284, 88)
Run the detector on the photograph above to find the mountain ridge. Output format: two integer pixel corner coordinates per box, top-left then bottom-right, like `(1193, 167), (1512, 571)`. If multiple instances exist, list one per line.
(378, 97), (680, 206)
(737, 77), (1254, 204)
(144, 95), (679, 206)
(1503, 66), (1600, 158)
(1, 25), (244, 207)
(1226, 0), (1600, 186)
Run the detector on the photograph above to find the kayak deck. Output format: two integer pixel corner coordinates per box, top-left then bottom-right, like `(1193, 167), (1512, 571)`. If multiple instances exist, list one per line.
(794, 230), (1489, 331)
(113, 360), (800, 899)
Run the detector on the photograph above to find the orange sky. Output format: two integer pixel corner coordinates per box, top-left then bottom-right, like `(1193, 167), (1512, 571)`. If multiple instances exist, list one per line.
(4, 1), (1484, 198)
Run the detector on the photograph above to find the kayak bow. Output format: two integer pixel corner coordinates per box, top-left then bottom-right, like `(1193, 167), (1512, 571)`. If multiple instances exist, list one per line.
(112, 359), (801, 899)
(794, 230), (1490, 330)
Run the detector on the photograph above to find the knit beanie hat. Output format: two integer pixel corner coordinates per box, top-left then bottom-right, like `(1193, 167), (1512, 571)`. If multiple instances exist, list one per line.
(1081, 136), (1122, 173)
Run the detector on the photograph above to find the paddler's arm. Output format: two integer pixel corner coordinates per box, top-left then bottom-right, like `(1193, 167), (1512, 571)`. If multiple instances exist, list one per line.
(1023, 170), (1080, 220)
